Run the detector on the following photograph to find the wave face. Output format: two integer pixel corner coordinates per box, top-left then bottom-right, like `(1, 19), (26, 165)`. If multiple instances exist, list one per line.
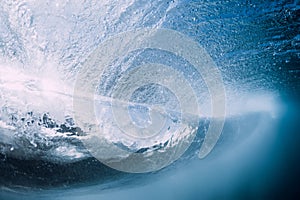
(0, 0), (299, 193)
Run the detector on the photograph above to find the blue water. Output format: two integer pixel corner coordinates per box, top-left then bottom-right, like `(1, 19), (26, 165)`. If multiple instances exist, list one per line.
(0, 0), (299, 199)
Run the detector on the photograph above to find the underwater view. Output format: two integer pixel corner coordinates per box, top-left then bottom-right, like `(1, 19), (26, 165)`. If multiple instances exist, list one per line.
(0, 0), (299, 199)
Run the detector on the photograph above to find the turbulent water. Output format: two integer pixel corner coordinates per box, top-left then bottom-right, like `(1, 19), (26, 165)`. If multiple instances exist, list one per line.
(0, 0), (299, 199)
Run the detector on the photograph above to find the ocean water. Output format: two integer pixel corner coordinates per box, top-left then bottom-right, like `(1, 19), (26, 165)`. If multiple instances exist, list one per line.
(0, 0), (299, 199)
